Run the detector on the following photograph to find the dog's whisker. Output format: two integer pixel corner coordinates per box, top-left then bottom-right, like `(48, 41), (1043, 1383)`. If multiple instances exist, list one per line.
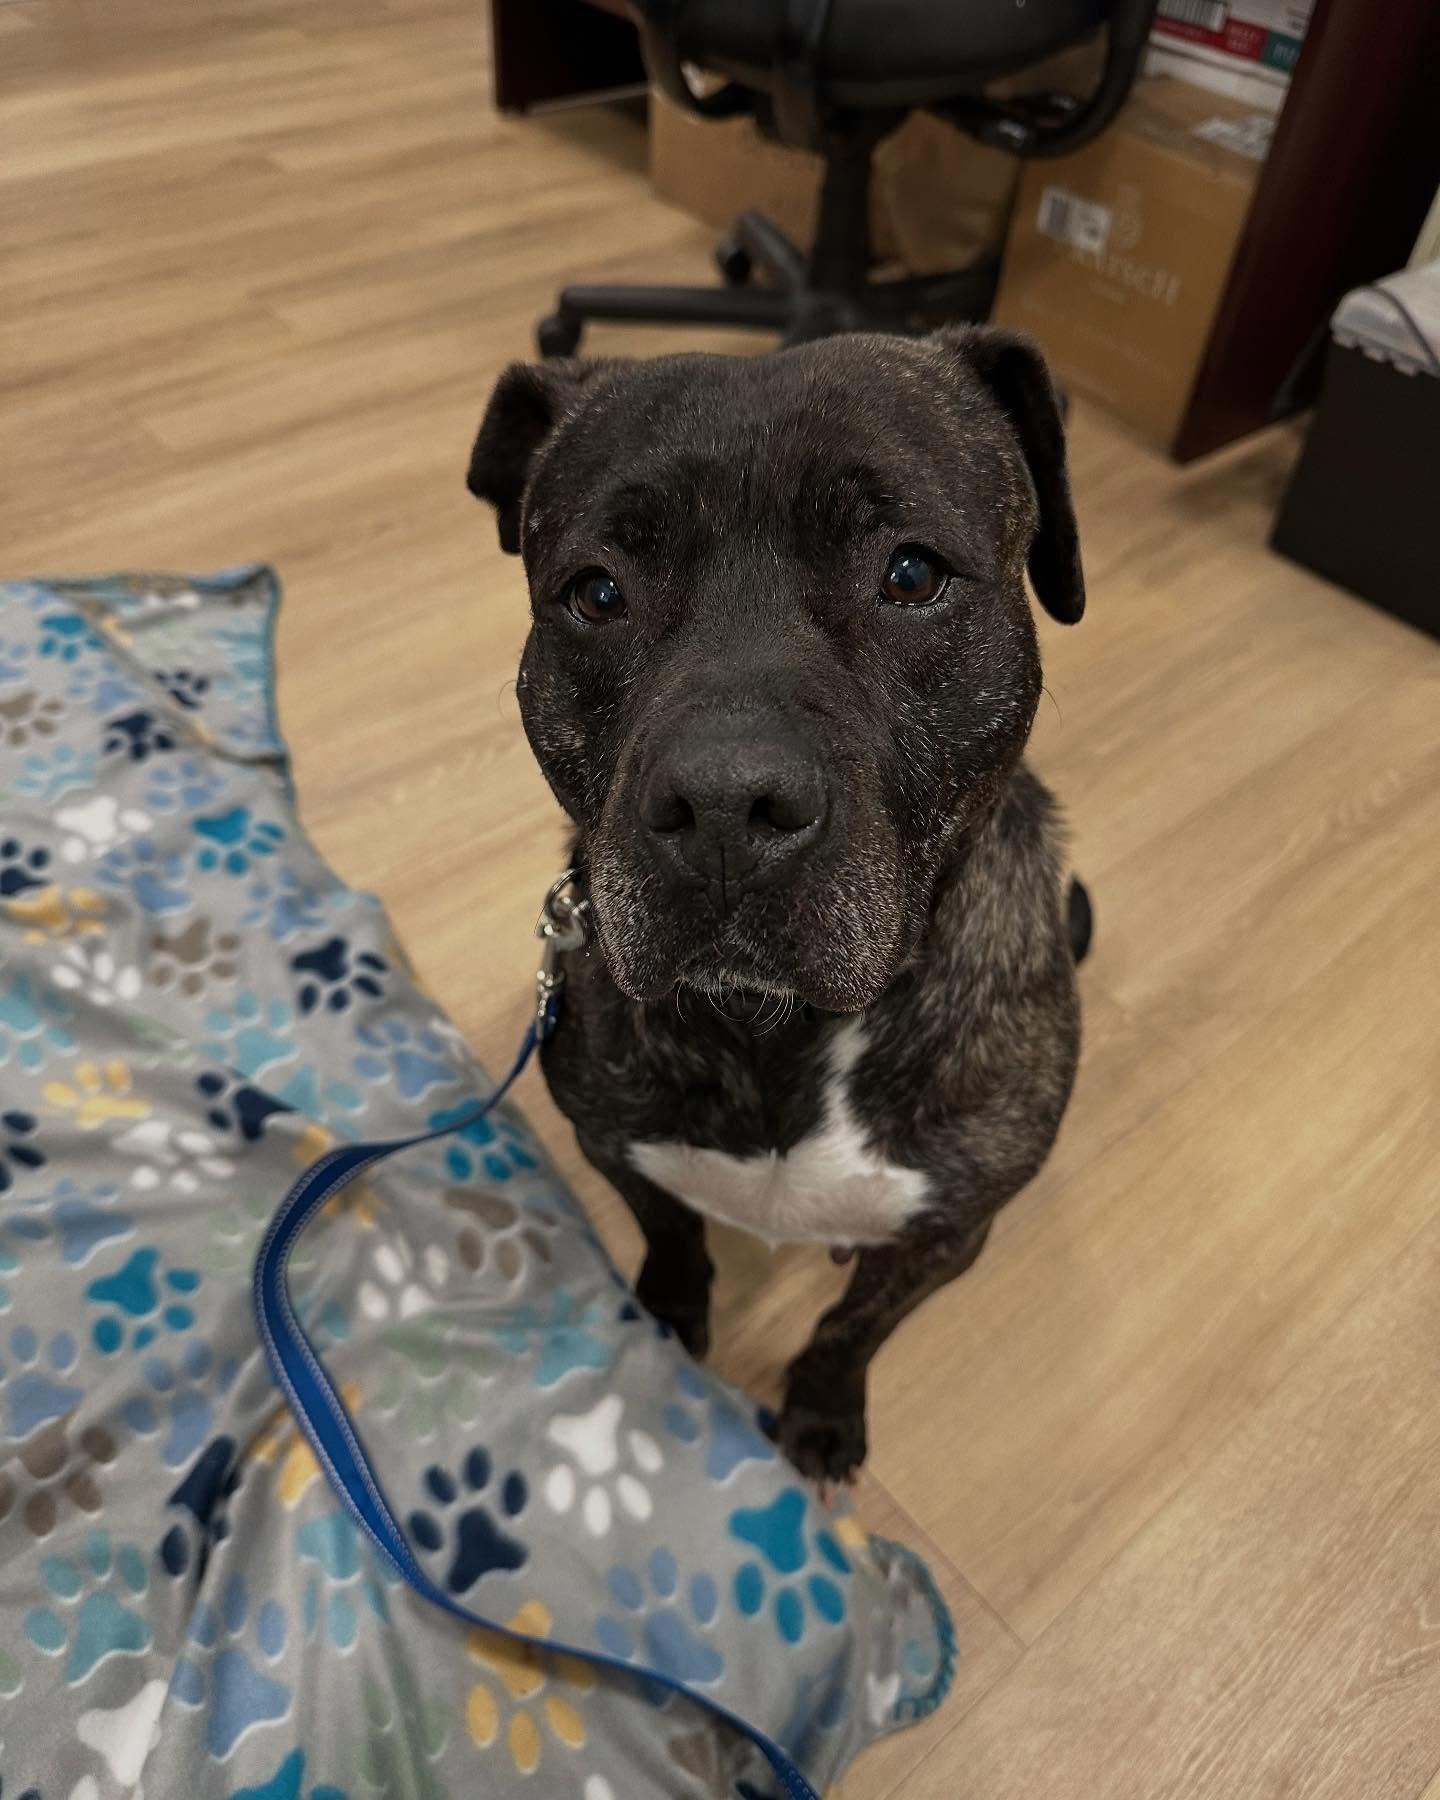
(754, 989), (794, 1036)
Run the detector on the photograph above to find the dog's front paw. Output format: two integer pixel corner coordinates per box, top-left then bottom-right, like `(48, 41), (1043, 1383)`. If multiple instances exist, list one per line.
(773, 1399), (867, 1485)
(652, 1304), (711, 1361)
(635, 1258), (711, 1360)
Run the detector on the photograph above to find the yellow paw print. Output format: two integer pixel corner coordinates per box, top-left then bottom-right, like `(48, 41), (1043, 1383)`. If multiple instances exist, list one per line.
(6, 885), (106, 942)
(43, 1060), (150, 1130)
(287, 1119), (378, 1226)
(466, 1599), (593, 1774)
(832, 1513), (869, 1554)
(321, 1175), (379, 1230)
(252, 1380), (363, 1507)
(291, 1121), (334, 1167)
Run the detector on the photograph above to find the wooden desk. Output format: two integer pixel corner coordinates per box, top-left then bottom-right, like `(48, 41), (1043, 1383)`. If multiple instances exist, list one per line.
(489, 0), (644, 113)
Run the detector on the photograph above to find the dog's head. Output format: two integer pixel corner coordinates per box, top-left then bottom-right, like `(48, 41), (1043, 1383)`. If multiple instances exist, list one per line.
(469, 328), (1082, 1012)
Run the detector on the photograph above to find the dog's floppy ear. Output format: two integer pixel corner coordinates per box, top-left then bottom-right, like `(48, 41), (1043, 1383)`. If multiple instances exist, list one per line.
(467, 359), (602, 555)
(933, 326), (1085, 624)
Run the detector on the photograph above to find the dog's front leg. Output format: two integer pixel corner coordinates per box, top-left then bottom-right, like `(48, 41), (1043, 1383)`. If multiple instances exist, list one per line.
(777, 1220), (993, 1483)
(577, 1134), (715, 1359)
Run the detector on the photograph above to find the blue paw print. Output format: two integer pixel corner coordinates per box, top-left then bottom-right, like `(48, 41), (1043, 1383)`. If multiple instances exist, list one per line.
(197, 1070), (295, 1143)
(7, 1176), (134, 1269)
(241, 865), (338, 942)
(95, 831), (191, 915)
(664, 1362), (777, 1483)
(0, 1324), (84, 1438)
(407, 1446), (529, 1594)
(144, 753), (225, 814)
(121, 1341), (235, 1470)
(173, 1574), (293, 1759)
(0, 1109), (46, 1194)
(38, 609), (102, 662)
(430, 1102), (540, 1186)
(14, 741), (98, 802)
(158, 667), (211, 710)
(296, 1510), (393, 1649)
(67, 657), (148, 715)
(496, 1293), (614, 1388)
(0, 835), (52, 898)
(353, 1017), (463, 1101)
(596, 1547), (724, 1697)
(0, 970), (75, 1071)
(201, 992), (297, 1080)
(86, 1246), (201, 1353)
(290, 934), (388, 1016)
(122, 1340), (236, 1469)
(267, 1063), (364, 1129)
(104, 707), (178, 762)
(159, 1434), (242, 1582)
(729, 1489), (851, 1647)
(25, 1527), (152, 1685)
(193, 806), (285, 876)
(0, 634), (31, 683)
(230, 1748), (348, 1800)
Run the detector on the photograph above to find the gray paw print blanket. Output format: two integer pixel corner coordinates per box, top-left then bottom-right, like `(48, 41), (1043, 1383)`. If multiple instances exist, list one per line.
(0, 568), (953, 1800)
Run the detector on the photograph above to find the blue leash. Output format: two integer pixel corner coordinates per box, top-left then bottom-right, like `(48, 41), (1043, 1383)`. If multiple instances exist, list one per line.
(252, 936), (822, 1799)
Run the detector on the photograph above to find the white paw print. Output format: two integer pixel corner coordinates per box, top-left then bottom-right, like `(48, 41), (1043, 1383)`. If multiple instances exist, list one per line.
(866, 1670), (901, 1726)
(50, 941), (142, 1006)
(357, 1236), (449, 1323)
(56, 795), (152, 863)
(114, 1116), (235, 1194)
(543, 1393), (664, 1536)
(132, 584), (200, 616)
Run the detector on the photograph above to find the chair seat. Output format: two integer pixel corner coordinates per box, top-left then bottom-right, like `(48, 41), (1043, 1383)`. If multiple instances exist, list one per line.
(673, 0), (1111, 110)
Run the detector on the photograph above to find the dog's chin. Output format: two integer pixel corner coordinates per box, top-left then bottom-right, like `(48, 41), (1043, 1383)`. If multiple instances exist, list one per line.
(597, 934), (899, 1015)
(683, 956), (885, 1014)
(587, 841), (913, 1014)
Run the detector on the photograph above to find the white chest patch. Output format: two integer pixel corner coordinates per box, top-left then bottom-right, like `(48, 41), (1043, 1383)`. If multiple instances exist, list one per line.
(628, 1021), (928, 1247)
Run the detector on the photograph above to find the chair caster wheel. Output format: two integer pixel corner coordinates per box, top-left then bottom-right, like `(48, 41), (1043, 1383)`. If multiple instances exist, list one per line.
(537, 312), (582, 357)
(715, 237), (753, 286)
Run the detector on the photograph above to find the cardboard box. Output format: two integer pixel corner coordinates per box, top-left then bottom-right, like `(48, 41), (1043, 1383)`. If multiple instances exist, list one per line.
(992, 76), (1271, 450)
(650, 90), (1023, 275)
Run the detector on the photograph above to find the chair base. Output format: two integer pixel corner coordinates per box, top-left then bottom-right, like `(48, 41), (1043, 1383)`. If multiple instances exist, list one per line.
(537, 208), (999, 356)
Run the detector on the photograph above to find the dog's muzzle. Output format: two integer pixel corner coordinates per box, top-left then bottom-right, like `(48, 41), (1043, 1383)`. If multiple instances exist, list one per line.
(637, 712), (830, 899)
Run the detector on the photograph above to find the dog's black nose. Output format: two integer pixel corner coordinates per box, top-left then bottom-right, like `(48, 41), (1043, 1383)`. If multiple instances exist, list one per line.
(640, 723), (828, 892)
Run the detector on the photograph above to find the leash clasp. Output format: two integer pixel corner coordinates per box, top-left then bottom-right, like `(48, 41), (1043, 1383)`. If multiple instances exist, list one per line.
(534, 870), (590, 1031)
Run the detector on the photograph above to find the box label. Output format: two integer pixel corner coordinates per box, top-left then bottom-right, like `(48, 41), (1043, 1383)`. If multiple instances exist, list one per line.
(1157, 0), (1228, 32)
(1154, 0), (1313, 70)
(1036, 186), (1113, 256)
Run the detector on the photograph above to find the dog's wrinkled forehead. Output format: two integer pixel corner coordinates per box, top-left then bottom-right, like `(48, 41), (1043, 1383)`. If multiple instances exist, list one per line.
(526, 341), (1023, 578)
(469, 327), (1084, 625)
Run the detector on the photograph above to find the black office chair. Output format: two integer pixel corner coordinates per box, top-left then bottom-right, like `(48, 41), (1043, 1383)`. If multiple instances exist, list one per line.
(537, 0), (1158, 356)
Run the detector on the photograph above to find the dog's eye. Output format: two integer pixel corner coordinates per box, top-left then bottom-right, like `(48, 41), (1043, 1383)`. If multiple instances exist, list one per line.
(881, 545), (949, 607)
(566, 569), (628, 625)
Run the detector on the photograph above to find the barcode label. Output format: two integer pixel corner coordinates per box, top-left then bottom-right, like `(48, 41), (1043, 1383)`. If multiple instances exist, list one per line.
(1157, 0), (1228, 29)
(1036, 187), (1113, 255)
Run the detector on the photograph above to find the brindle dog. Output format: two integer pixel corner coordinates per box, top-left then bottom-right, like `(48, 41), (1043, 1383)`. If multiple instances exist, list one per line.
(467, 326), (1090, 1481)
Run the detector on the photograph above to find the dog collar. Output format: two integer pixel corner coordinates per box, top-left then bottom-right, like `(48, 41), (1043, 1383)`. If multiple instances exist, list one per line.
(534, 867), (591, 1029)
